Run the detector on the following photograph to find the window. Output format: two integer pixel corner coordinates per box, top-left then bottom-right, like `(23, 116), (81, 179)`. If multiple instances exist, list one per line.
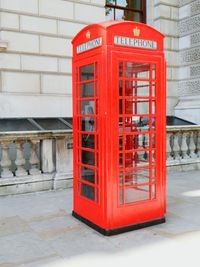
(105, 0), (146, 23)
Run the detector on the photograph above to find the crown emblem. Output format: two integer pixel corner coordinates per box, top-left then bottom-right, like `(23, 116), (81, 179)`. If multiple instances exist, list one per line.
(133, 27), (140, 37)
(86, 30), (91, 39)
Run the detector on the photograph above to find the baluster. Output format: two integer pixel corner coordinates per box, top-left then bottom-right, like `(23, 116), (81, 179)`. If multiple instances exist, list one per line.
(0, 141), (13, 178)
(197, 132), (200, 157)
(29, 140), (41, 175)
(15, 142), (28, 177)
(180, 132), (190, 160)
(166, 132), (173, 161)
(189, 131), (197, 159)
(173, 132), (181, 160)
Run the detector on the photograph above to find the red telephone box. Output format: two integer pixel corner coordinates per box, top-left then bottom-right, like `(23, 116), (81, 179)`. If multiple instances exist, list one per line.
(72, 21), (166, 235)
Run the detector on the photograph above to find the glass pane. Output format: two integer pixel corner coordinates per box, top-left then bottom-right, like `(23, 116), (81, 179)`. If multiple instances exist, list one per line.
(124, 133), (152, 150)
(81, 134), (95, 149)
(117, 0), (142, 9)
(81, 82), (94, 97)
(125, 11), (141, 21)
(81, 150), (95, 166)
(152, 101), (155, 114)
(106, 7), (114, 20)
(124, 168), (151, 186)
(124, 99), (150, 115)
(81, 183), (95, 200)
(125, 186), (150, 203)
(152, 83), (156, 97)
(125, 62), (150, 79)
(125, 81), (150, 97)
(81, 100), (94, 115)
(122, 116), (151, 132)
(116, 0), (127, 7)
(119, 187), (124, 205)
(135, 151), (150, 166)
(80, 64), (94, 81)
(124, 151), (149, 168)
(119, 134), (123, 150)
(152, 64), (156, 80)
(119, 99), (123, 114)
(119, 80), (123, 96)
(119, 62), (123, 76)
(81, 166), (95, 183)
(152, 184), (156, 199)
(81, 117), (95, 132)
(115, 8), (126, 20)
(121, 99), (150, 115)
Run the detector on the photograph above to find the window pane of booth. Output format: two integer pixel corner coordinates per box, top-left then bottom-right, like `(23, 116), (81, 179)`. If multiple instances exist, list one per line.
(81, 166), (95, 183)
(125, 62), (150, 78)
(81, 183), (95, 200)
(80, 64), (94, 81)
(81, 100), (95, 115)
(81, 82), (94, 97)
(119, 116), (151, 132)
(124, 99), (150, 115)
(124, 168), (151, 185)
(81, 150), (95, 166)
(124, 133), (152, 149)
(125, 186), (150, 203)
(124, 151), (150, 167)
(81, 117), (95, 132)
(125, 81), (150, 96)
(81, 134), (95, 149)
(78, 61), (99, 203)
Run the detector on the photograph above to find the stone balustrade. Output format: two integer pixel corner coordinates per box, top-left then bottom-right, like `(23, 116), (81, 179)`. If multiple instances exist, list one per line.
(0, 130), (73, 195)
(1, 126), (200, 195)
(166, 125), (200, 171)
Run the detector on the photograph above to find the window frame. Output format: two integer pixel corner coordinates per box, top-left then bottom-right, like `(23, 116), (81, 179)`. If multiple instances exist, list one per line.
(105, 0), (146, 23)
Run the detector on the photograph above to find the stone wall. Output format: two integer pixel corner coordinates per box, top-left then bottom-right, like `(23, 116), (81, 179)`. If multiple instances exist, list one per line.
(147, 0), (179, 116)
(0, 0), (105, 118)
(175, 0), (200, 124)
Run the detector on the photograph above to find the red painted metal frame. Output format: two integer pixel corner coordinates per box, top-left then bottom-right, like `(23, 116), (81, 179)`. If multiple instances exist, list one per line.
(72, 21), (166, 233)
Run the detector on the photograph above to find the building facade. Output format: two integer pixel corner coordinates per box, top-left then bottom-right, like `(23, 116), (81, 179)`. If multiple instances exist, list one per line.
(0, 0), (200, 123)
(0, 1), (200, 195)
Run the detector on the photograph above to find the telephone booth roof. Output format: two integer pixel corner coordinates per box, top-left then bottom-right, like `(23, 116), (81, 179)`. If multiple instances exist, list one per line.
(72, 20), (165, 55)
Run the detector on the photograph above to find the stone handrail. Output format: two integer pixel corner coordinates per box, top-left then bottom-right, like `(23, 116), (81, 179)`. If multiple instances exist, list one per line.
(1, 125), (200, 195)
(0, 130), (73, 195)
(166, 125), (200, 170)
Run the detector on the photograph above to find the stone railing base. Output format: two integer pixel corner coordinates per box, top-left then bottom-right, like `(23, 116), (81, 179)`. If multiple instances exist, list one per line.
(0, 173), (73, 196)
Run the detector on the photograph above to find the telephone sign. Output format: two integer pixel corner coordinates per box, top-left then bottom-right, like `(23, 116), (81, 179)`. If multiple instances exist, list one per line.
(72, 21), (166, 235)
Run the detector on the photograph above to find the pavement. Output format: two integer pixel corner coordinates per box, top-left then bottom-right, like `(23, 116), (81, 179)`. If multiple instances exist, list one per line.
(0, 170), (200, 267)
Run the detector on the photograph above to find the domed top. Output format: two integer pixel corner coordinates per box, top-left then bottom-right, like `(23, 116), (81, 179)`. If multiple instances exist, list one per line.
(72, 21), (164, 54)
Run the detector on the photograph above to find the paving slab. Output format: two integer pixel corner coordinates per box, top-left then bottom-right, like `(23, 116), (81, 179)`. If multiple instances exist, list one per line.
(0, 170), (200, 267)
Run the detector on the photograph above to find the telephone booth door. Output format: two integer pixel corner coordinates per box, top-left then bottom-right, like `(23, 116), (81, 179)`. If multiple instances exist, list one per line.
(111, 52), (165, 228)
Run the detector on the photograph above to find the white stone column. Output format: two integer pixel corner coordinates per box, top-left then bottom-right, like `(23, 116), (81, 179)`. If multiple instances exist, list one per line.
(0, 141), (13, 178)
(189, 131), (197, 159)
(180, 132), (190, 160)
(166, 132), (173, 161)
(173, 132), (181, 160)
(15, 141), (28, 177)
(41, 139), (54, 173)
(198, 132), (200, 157)
(29, 140), (41, 175)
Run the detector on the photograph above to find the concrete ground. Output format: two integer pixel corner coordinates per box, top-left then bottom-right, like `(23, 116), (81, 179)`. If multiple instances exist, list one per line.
(0, 170), (200, 267)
